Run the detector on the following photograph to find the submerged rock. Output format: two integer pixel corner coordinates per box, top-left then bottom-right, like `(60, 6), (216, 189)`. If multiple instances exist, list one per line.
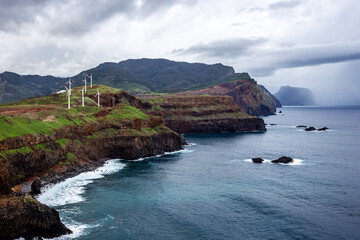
(304, 127), (316, 131)
(271, 156), (294, 164)
(296, 125), (307, 128)
(252, 158), (264, 163)
(317, 127), (329, 131)
(0, 193), (72, 240)
(31, 177), (41, 194)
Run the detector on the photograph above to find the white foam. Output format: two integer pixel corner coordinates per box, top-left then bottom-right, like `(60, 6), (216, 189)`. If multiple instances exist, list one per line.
(187, 143), (197, 146)
(128, 148), (193, 162)
(37, 159), (125, 207)
(282, 158), (303, 166)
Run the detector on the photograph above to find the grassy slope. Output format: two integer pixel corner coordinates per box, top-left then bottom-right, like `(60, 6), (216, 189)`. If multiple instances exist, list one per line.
(0, 85), (162, 144)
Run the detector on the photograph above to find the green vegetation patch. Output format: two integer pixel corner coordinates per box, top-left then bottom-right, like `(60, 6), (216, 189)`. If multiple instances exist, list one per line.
(66, 152), (78, 162)
(0, 113), (87, 141)
(107, 104), (149, 121)
(0, 146), (33, 158)
(55, 138), (70, 147)
(32, 143), (48, 151)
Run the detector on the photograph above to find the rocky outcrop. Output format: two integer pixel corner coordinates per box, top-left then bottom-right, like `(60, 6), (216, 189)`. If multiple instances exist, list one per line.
(175, 80), (276, 116)
(271, 156), (294, 164)
(0, 193), (72, 240)
(252, 158), (264, 163)
(305, 127), (316, 131)
(31, 177), (41, 194)
(141, 95), (266, 133)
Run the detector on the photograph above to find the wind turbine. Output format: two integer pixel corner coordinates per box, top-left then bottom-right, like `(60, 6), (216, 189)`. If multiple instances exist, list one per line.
(65, 86), (71, 109)
(82, 76), (87, 93)
(95, 89), (101, 107)
(80, 87), (85, 107)
(66, 78), (73, 95)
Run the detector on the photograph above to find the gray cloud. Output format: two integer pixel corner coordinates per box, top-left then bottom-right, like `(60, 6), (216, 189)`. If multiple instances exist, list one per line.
(0, 0), (198, 35)
(269, 1), (302, 10)
(172, 37), (268, 58)
(0, 0), (52, 31)
(249, 43), (360, 77)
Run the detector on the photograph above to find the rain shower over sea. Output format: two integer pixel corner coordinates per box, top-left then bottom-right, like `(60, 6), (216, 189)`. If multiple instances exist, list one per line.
(38, 106), (360, 239)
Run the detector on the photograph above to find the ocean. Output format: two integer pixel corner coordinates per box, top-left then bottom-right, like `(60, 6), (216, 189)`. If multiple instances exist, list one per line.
(38, 106), (360, 239)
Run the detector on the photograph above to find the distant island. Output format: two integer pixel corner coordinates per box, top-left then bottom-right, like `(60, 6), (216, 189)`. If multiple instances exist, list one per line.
(274, 85), (315, 106)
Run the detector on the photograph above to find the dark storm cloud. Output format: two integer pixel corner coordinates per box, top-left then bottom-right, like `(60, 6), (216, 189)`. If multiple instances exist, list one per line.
(269, 1), (302, 10)
(0, 0), (198, 34)
(250, 44), (360, 77)
(172, 37), (268, 58)
(0, 0), (52, 31)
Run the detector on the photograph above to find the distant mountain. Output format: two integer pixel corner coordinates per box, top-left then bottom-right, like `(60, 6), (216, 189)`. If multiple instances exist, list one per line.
(0, 58), (252, 104)
(274, 86), (315, 106)
(74, 58), (252, 94)
(258, 85), (282, 108)
(0, 58), (276, 115)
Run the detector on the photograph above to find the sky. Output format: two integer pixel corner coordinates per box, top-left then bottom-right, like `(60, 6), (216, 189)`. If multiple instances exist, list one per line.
(0, 0), (359, 104)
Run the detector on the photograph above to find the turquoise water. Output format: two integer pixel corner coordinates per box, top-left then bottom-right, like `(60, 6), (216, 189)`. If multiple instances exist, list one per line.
(38, 106), (360, 239)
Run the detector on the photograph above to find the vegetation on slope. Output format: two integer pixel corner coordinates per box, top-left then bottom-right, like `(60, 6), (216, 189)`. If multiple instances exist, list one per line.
(0, 58), (256, 103)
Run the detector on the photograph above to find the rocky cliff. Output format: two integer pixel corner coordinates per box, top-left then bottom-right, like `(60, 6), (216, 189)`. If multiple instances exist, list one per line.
(140, 95), (266, 133)
(0, 193), (71, 240)
(274, 86), (315, 105)
(258, 84), (282, 108)
(175, 80), (276, 116)
(0, 85), (183, 239)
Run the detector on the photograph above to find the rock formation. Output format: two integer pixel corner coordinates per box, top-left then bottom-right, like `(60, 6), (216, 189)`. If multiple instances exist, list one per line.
(174, 80), (276, 116)
(140, 95), (266, 133)
(271, 156), (294, 164)
(252, 158), (264, 163)
(0, 193), (72, 240)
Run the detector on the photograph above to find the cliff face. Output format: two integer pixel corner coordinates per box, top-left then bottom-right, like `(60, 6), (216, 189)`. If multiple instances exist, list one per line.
(140, 95), (266, 133)
(176, 80), (276, 116)
(274, 86), (315, 105)
(258, 84), (282, 108)
(0, 194), (71, 240)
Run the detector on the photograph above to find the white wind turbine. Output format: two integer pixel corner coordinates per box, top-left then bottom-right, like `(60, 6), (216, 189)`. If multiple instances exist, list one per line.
(66, 78), (73, 95)
(82, 76), (87, 93)
(64, 86), (71, 109)
(95, 89), (101, 107)
(80, 87), (85, 107)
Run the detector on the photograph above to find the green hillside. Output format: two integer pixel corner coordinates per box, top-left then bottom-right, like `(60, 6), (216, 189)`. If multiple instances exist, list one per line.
(0, 59), (255, 104)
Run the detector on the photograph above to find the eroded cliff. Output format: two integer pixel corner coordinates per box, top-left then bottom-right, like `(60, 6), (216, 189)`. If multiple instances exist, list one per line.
(139, 95), (266, 133)
(176, 80), (277, 116)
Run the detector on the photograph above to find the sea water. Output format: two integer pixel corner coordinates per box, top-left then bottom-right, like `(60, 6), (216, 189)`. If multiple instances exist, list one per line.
(38, 106), (360, 239)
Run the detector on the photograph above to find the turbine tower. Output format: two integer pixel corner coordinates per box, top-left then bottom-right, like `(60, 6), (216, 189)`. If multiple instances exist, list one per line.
(81, 87), (85, 107)
(83, 76), (87, 93)
(65, 86), (71, 109)
(95, 89), (101, 107)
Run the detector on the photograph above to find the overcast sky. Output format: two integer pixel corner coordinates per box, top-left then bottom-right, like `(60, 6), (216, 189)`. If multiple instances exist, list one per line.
(0, 0), (359, 104)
